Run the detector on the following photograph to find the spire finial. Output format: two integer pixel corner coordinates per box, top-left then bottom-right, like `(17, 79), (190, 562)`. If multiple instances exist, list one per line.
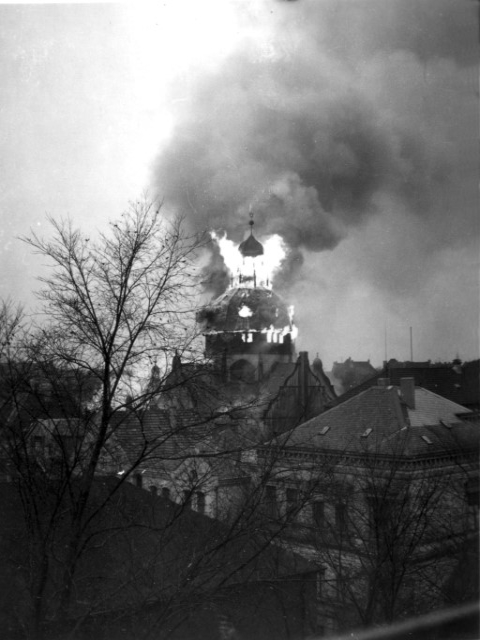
(238, 209), (264, 258)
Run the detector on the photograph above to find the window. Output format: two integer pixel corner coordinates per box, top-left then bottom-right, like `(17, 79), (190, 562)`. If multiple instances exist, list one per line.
(313, 500), (324, 529)
(135, 473), (143, 489)
(161, 487), (171, 500)
(367, 495), (395, 532)
(315, 568), (325, 599)
(265, 485), (277, 517)
(465, 478), (479, 529)
(59, 435), (74, 456)
(465, 477), (479, 508)
(286, 488), (300, 518)
(196, 491), (206, 515)
(183, 490), (192, 508)
(335, 503), (346, 531)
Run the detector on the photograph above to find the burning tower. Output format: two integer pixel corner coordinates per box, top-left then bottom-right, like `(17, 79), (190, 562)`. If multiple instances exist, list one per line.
(198, 216), (298, 384)
(156, 216), (336, 437)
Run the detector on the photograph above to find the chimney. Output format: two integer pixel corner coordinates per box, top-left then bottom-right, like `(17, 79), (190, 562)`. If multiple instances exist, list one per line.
(298, 351), (310, 416)
(377, 377), (390, 387)
(400, 377), (416, 409)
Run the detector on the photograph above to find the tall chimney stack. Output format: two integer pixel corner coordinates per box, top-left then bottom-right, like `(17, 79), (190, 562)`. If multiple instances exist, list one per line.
(400, 377), (415, 409)
(298, 351), (309, 416)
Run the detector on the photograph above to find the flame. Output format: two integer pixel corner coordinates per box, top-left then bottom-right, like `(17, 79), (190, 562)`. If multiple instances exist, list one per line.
(211, 231), (243, 276)
(263, 235), (286, 275)
(288, 305), (295, 326)
(238, 305), (253, 318)
(211, 231), (286, 288)
(261, 322), (298, 344)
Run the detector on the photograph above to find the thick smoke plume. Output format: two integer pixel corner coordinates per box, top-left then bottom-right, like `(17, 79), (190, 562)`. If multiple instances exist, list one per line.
(151, 0), (478, 364)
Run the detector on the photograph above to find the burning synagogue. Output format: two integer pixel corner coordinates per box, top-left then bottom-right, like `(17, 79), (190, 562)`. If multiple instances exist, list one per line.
(194, 215), (336, 435)
(121, 216), (338, 515)
(103, 219), (478, 636)
(0, 213), (478, 639)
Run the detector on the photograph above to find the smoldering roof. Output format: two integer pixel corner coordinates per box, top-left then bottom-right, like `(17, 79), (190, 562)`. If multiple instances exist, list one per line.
(197, 287), (291, 333)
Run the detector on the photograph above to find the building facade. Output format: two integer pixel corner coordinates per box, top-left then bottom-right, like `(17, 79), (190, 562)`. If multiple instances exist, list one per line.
(249, 378), (479, 633)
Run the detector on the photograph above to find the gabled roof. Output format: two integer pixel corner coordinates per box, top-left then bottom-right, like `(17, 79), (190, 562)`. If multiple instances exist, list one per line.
(110, 407), (219, 467)
(0, 361), (100, 424)
(273, 385), (479, 459)
(31, 417), (89, 437)
(106, 405), (251, 479)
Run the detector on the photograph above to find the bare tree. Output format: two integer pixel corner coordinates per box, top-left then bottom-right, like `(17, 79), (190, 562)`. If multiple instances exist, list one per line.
(0, 200), (209, 637)
(0, 201), (324, 640)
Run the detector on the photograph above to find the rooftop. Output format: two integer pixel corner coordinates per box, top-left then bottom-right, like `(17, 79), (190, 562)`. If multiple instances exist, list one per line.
(273, 384), (479, 459)
(197, 286), (291, 333)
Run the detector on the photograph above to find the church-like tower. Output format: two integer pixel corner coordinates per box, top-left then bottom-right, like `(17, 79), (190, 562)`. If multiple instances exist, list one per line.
(198, 218), (297, 383)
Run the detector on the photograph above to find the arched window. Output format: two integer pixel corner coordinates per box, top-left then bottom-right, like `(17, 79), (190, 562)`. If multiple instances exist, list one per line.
(230, 359), (255, 383)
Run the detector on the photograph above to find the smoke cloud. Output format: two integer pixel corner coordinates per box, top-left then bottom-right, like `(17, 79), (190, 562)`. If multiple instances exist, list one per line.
(151, 0), (478, 364)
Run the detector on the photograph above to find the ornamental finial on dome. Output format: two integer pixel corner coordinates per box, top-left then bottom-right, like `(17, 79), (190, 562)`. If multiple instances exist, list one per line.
(238, 209), (264, 257)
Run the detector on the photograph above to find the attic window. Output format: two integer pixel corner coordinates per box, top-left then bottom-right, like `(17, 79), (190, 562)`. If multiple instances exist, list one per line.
(319, 426), (330, 436)
(361, 428), (373, 438)
(421, 435), (433, 445)
(440, 419), (452, 429)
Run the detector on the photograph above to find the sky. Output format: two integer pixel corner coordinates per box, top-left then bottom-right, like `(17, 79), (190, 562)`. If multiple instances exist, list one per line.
(0, 0), (478, 369)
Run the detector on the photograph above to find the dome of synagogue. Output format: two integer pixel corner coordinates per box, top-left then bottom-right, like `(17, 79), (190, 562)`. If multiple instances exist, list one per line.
(238, 232), (264, 258)
(197, 286), (291, 334)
